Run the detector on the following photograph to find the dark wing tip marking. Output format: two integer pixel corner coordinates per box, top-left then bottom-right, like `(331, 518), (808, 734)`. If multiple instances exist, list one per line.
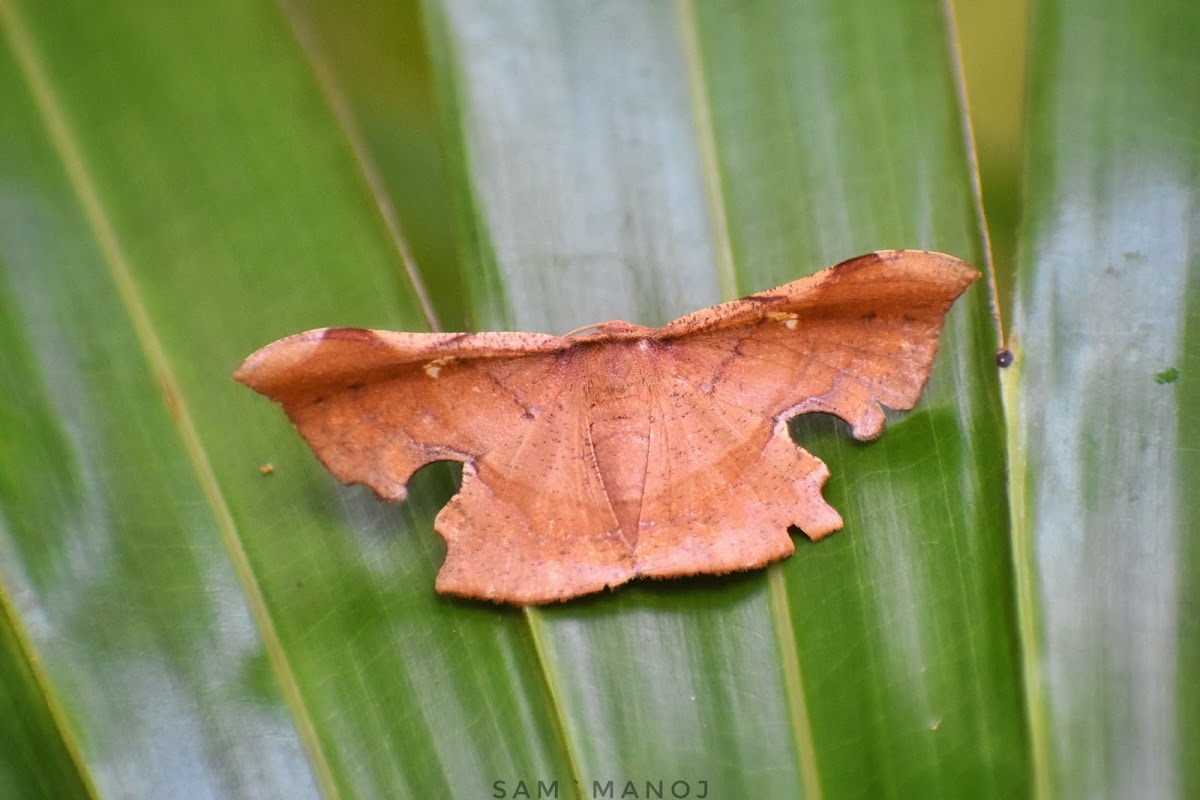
(323, 327), (382, 343)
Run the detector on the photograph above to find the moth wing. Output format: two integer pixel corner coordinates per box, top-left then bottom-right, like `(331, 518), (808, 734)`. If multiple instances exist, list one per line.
(660, 250), (979, 440)
(432, 378), (638, 604)
(234, 327), (571, 502)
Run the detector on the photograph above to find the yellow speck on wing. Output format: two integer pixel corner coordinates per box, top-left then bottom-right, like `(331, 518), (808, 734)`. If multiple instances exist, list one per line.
(423, 357), (456, 378)
(767, 311), (799, 329)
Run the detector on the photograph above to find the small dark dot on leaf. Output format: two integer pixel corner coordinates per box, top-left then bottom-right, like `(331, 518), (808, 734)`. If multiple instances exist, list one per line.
(996, 349), (1014, 368)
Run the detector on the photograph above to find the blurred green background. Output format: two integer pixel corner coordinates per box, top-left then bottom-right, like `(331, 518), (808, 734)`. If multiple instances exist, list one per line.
(1, 0), (1195, 798)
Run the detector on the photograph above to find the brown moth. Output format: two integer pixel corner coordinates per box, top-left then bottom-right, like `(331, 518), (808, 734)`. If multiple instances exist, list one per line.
(235, 250), (979, 604)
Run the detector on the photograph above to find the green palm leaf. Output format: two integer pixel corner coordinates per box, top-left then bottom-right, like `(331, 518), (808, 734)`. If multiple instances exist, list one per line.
(1, 0), (1194, 797)
(1008, 0), (1200, 796)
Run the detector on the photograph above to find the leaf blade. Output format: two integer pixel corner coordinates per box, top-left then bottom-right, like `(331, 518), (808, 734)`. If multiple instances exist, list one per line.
(1010, 0), (1200, 796)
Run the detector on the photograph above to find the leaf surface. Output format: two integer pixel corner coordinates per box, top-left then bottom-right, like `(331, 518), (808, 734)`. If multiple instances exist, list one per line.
(0, 0), (1032, 796)
(1009, 0), (1200, 796)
